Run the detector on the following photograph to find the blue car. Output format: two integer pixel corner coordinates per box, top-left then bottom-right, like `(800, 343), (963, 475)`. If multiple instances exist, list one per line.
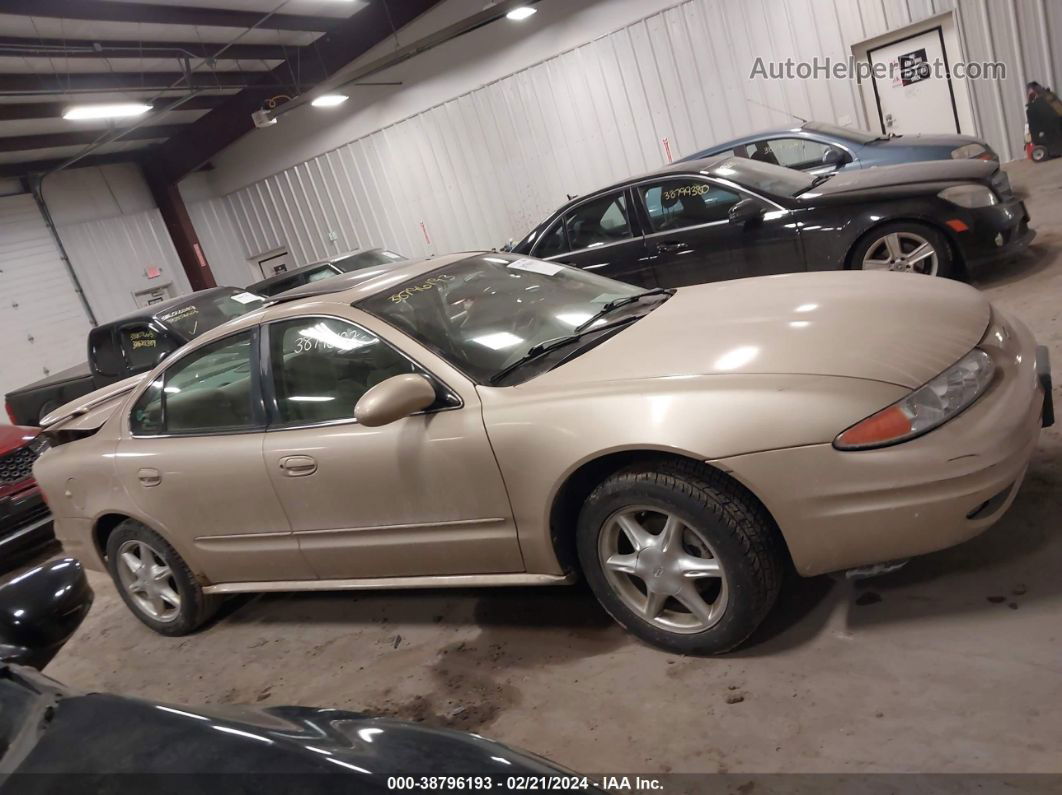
(679, 121), (998, 175)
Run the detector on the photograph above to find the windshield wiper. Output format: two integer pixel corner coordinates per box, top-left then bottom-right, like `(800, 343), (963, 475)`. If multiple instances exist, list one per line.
(573, 288), (674, 333)
(796, 173), (835, 195)
(488, 316), (640, 385)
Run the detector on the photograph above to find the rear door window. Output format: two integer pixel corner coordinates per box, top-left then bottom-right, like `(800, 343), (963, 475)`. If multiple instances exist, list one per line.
(130, 331), (260, 435)
(564, 192), (633, 251)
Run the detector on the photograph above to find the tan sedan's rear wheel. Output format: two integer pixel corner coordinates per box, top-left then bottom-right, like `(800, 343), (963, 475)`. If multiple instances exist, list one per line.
(577, 460), (784, 654)
(105, 520), (219, 636)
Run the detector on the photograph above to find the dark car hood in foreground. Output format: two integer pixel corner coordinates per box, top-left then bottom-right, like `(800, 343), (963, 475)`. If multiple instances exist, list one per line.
(801, 159), (998, 198)
(0, 665), (581, 791)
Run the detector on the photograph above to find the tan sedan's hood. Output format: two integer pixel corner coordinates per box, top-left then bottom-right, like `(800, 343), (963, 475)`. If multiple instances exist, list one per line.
(536, 271), (990, 390)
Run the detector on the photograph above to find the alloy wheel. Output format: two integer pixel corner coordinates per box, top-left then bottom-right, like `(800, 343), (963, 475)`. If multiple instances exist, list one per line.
(862, 231), (939, 275)
(116, 540), (182, 622)
(597, 506), (728, 633)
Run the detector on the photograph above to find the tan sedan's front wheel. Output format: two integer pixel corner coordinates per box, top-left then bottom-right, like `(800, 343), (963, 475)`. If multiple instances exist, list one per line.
(577, 461), (784, 654)
(106, 520), (220, 636)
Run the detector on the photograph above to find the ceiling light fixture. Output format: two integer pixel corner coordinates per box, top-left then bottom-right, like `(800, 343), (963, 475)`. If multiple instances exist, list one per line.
(506, 6), (537, 21)
(311, 94), (349, 108)
(63, 103), (152, 120)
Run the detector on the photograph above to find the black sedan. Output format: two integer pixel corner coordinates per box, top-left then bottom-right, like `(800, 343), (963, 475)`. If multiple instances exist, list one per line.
(510, 156), (1033, 286)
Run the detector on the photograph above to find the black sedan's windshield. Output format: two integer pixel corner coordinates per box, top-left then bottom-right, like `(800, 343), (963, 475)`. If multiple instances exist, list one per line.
(706, 157), (813, 198)
(155, 288), (265, 340)
(360, 255), (651, 384)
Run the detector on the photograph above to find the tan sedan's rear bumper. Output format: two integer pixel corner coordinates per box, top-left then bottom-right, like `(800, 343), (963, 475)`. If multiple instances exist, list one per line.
(718, 313), (1046, 577)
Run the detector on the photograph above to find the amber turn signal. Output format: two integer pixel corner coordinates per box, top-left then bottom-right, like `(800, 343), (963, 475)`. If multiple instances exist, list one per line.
(835, 405), (913, 449)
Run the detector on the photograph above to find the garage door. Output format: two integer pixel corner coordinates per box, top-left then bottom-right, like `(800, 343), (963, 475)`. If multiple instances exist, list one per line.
(0, 193), (93, 403)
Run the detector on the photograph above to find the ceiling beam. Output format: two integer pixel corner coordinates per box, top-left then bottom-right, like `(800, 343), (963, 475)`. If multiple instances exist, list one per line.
(0, 0), (340, 33)
(0, 71), (296, 93)
(0, 35), (301, 62)
(153, 0), (446, 183)
(0, 149), (139, 178)
(0, 125), (186, 153)
(0, 95), (227, 121)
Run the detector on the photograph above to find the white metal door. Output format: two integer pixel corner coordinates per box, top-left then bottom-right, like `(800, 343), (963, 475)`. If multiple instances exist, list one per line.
(0, 193), (93, 401)
(867, 28), (960, 135)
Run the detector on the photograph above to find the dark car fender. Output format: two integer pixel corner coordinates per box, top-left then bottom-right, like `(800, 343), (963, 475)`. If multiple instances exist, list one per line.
(794, 198), (964, 272)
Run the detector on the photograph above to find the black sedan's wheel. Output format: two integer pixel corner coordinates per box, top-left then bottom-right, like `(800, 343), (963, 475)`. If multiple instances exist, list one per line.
(576, 461), (784, 654)
(851, 222), (957, 279)
(106, 520), (219, 636)
(1031, 145), (1048, 163)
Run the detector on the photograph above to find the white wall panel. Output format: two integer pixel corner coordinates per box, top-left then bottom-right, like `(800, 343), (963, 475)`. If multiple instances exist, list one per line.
(56, 209), (191, 323)
(191, 0), (1051, 270)
(0, 194), (92, 398)
(185, 196), (251, 287)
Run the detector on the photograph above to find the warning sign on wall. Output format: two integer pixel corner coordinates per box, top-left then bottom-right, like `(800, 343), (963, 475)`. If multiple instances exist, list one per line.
(899, 48), (932, 86)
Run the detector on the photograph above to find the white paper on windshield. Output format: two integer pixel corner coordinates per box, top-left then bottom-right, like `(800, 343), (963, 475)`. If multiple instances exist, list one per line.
(507, 258), (564, 276)
(230, 291), (265, 304)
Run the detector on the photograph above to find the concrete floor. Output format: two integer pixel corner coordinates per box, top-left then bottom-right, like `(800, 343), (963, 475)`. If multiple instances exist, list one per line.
(41, 158), (1062, 775)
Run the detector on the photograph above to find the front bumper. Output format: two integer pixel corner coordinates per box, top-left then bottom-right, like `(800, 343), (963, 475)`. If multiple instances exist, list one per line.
(718, 311), (1048, 577)
(956, 199), (1035, 270)
(0, 484), (56, 573)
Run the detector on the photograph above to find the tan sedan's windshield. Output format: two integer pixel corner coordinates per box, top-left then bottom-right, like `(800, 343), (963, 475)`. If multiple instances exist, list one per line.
(361, 255), (643, 383)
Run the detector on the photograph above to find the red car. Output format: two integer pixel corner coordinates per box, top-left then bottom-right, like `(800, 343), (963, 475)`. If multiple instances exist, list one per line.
(0, 426), (53, 572)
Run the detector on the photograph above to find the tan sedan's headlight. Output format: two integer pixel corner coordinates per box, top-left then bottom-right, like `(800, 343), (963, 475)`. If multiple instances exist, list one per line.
(835, 349), (995, 450)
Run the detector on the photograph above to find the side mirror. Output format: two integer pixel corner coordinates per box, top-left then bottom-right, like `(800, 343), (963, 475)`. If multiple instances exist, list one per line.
(354, 374), (437, 427)
(822, 147), (848, 166)
(0, 558), (93, 670)
(728, 198), (764, 225)
(155, 349), (171, 366)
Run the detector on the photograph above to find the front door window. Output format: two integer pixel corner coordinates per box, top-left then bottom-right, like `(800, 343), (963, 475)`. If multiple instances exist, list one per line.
(639, 179), (741, 233)
(268, 317), (426, 426)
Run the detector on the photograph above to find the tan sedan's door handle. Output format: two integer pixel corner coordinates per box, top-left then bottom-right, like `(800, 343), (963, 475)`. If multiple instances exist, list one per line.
(137, 468), (161, 487)
(279, 455), (317, 477)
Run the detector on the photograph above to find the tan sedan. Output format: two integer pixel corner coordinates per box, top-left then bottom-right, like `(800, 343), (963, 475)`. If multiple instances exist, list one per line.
(34, 252), (1053, 653)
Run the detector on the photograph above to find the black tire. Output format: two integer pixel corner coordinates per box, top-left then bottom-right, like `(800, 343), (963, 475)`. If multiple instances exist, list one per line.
(576, 460), (784, 655)
(105, 520), (219, 636)
(1031, 146), (1048, 163)
(849, 221), (960, 279)
(35, 401), (58, 425)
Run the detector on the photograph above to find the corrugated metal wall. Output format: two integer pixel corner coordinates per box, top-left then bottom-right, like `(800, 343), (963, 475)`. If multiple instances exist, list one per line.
(196, 0), (1055, 264)
(56, 208), (192, 322)
(185, 196), (252, 286)
(0, 193), (92, 397)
